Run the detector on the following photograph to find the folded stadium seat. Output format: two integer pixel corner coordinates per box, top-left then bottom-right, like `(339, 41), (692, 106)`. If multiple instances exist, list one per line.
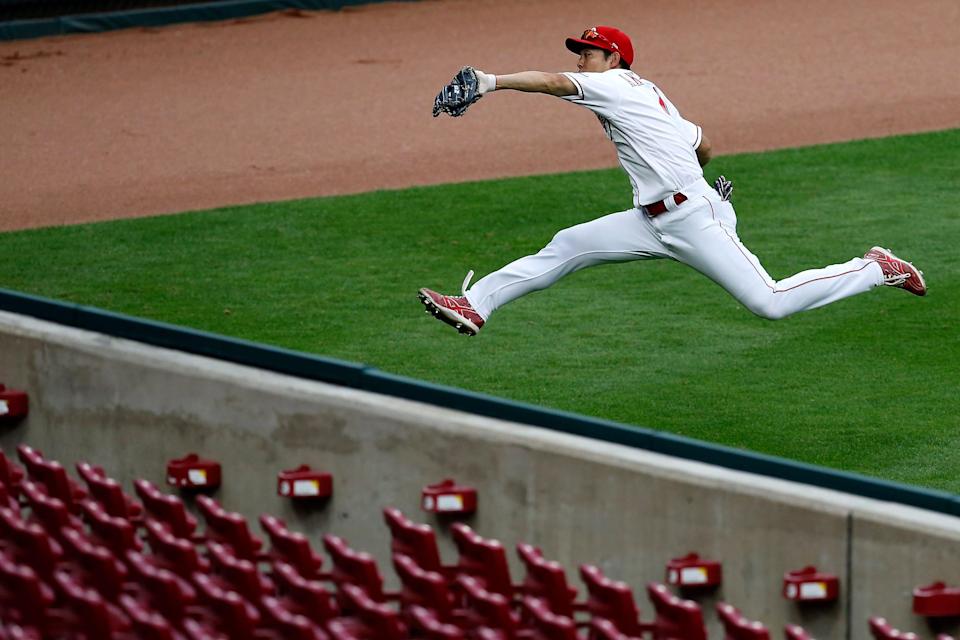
(326, 582), (407, 640)
(19, 480), (84, 535)
(53, 568), (131, 638)
(16, 446), (87, 513)
(868, 617), (921, 639)
(323, 533), (396, 603)
(521, 596), (579, 640)
(0, 551), (64, 635)
(259, 514), (328, 579)
(716, 602), (771, 640)
(207, 540), (275, 605)
(81, 499), (142, 556)
(516, 543), (584, 618)
(646, 583), (707, 640)
(259, 595), (329, 640)
(192, 571), (262, 640)
(272, 560), (339, 627)
(408, 604), (466, 639)
(75, 462), (143, 522)
(451, 523), (515, 600)
(124, 549), (198, 626)
(134, 479), (200, 540)
(0, 506), (63, 582)
(0, 449), (25, 497)
(785, 623), (814, 639)
(196, 496), (265, 562)
(383, 507), (452, 577)
(590, 617), (642, 640)
(144, 518), (211, 578)
(117, 593), (178, 640)
(455, 574), (522, 639)
(579, 565), (652, 637)
(59, 526), (128, 601)
(393, 552), (462, 625)
(0, 481), (18, 511)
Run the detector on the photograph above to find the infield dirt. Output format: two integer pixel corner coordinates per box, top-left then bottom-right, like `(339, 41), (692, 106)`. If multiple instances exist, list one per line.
(1, 0), (958, 231)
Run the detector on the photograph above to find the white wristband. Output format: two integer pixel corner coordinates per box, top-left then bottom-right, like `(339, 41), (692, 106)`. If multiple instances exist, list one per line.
(477, 70), (497, 94)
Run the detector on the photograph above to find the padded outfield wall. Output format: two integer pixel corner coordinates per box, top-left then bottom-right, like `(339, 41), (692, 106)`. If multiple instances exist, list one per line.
(1, 308), (959, 639)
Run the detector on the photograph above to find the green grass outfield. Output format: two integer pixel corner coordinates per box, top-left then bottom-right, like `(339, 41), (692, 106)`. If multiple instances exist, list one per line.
(2, 129), (958, 491)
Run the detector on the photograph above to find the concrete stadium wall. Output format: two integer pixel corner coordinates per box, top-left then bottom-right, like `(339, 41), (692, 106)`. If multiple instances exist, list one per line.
(1, 308), (958, 639)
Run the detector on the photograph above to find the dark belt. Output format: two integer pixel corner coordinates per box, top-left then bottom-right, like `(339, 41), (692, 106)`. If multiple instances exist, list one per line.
(643, 192), (688, 216)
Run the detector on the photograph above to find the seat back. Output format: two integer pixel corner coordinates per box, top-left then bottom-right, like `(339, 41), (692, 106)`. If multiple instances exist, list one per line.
(193, 572), (261, 640)
(330, 582), (406, 640)
(517, 543), (577, 617)
(323, 534), (385, 602)
(134, 479), (197, 539)
(0, 449), (24, 496)
(260, 595), (326, 640)
(208, 540), (270, 603)
(383, 507), (444, 574)
(579, 564), (643, 636)
(81, 500), (141, 555)
(0, 506), (62, 581)
(76, 462), (141, 521)
(451, 523), (513, 598)
(646, 583), (706, 640)
(393, 552), (454, 620)
(60, 527), (127, 599)
(125, 549), (196, 623)
(272, 560), (338, 625)
(119, 594), (176, 640)
(259, 514), (324, 578)
(20, 480), (79, 535)
(52, 570), (118, 640)
(0, 554), (55, 626)
(408, 605), (465, 639)
(197, 496), (263, 561)
(145, 518), (208, 577)
(521, 597), (578, 640)
(868, 617), (920, 640)
(456, 574), (517, 635)
(784, 624), (813, 640)
(716, 602), (771, 640)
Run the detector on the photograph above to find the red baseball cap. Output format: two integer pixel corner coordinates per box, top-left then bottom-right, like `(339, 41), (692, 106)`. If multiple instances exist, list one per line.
(565, 25), (634, 67)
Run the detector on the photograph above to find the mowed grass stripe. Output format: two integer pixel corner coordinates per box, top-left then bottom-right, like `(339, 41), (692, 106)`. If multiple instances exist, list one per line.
(2, 129), (957, 490)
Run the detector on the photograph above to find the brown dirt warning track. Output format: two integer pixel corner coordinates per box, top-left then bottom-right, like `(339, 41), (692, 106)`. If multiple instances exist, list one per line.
(1, 0), (958, 231)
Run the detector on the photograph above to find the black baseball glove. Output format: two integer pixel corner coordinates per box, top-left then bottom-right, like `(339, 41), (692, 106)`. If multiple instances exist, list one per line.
(714, 175), (733, 201)
(433, 66), (483, 118)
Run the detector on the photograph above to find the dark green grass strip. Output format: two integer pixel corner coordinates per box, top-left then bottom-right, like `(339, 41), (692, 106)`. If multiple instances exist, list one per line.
(2, 129), (958, 491)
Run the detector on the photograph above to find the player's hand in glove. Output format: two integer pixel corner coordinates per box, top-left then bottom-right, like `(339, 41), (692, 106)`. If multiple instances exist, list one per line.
(713, 175), (733, 201)
(433, 67), (496, 118)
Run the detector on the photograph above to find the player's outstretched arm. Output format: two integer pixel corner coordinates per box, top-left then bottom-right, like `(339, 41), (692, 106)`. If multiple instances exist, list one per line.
(479, 70), (578, 97)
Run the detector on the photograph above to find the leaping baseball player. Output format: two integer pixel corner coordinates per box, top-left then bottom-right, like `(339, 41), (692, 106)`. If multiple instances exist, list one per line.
(420, 25), (925, 336)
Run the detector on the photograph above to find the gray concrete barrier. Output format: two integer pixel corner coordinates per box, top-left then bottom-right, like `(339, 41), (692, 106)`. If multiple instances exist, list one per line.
(1, 308), (958, 639)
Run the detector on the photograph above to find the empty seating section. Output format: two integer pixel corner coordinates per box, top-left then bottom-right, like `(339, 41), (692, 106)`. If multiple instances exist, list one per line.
(0, 446), (926, 639)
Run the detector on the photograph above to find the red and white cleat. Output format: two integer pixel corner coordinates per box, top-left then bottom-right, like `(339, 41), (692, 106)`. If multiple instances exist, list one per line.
(864, 246), (926, 296)
(418, 271), (485, 336)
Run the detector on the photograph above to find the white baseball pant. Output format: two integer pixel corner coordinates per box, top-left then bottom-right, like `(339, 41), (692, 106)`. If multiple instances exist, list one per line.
(464, 182), (884, 321)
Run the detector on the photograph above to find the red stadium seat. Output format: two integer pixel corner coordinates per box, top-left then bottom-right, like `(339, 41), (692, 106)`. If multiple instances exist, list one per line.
(75, 462), (143, 521)
(521, 596), (579, 640)
(196, 495), (264, 561)
(516, 543), (582, 617)
(260, 514), (327, 579)
(716, 602), (771, 640)
(259, 595), (329, 640)
(455, 574), (521, 638)
(785, 623), (814, 640)
(383, 507), (449, 576)
(272, 560), (339, 626)
(0, 506), (63, 581)
(192, 571), (262, 640)
(579, 565), (651, 636)
(0, 481), (17, 511)
(53, 569), (130, 638)
(16, 446), (86, 513)
(451, 523), (515, 599)
(81, 499), (142, 556)
(124, 549), (197, 625)
(393, 552), (459, 623)
(20, 480), (83, 535)
(323, 533), (393, 602)
(59, 526), (127, 600)
(118, 594), (177, 640)
(868, 617), (920, 640)
(0, 553), (62, 632)
(590, 617), (640, 640)
(145, 518), (210, 578)
(0, 449), (25, 497)
(207, 540), (274, 604)
(326, 582), (407, 640)
(646, 582), (707, 640)
(134, 479), (199, 540)
(408, 605), (466, 639)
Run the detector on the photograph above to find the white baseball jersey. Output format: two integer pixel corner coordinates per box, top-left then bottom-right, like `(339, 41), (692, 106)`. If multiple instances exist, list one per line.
(561, 69), (704, 207)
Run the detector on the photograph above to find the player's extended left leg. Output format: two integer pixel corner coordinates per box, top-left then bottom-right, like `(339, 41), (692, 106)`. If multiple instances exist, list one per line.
(663, 196), (921, 320)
